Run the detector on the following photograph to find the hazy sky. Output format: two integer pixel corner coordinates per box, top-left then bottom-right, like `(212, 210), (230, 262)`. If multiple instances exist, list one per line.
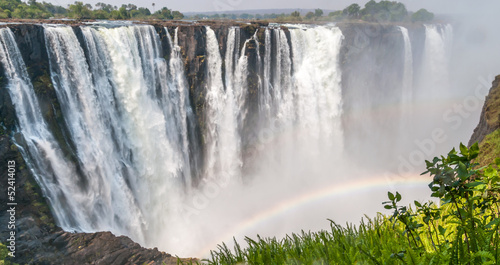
(43, 0), (499, 15)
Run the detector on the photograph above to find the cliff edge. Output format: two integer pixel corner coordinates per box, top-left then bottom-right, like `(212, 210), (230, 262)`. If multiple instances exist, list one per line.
(469, 75), (500, 166)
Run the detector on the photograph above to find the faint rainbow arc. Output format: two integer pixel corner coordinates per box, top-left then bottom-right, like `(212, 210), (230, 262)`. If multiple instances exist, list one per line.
(196, 174), (431, 257)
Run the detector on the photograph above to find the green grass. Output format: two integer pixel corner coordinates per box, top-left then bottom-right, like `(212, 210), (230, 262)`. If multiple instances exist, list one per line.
(478, 129), (500, 166)
(178, 143), (500, 265)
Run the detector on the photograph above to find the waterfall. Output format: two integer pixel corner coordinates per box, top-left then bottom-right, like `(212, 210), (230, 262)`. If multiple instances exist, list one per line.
(273, 29), (293, 126)
(44, 25), (149, 241)
(419, 24), (453, 99)
(253, 29), (262, 100)
(203, 26), (242, 182)
(165, 27), (200, 187)
(259, 28), (272, 120)
(42, 24), (196, 246)
(224, 27), (237, 92)
(0, 28), (91, 231)
(399, 26), (413, 104)
(255, 28), (294, 167)
(289, 25), (344, 154)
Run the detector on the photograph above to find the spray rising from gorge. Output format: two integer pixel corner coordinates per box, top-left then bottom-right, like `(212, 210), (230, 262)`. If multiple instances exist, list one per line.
(0, 22), (457, 256)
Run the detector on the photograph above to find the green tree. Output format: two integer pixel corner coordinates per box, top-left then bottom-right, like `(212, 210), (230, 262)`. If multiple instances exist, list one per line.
(305, 11), (314, 19)
(42, 2), (67, 16)
(314, 8), (323, 17)
(153, 7), (173, 19)
(135, 7), (151, 17)
(127, 4), (137, 11)
(358, 1), (410, 22)
(68, 1), (91, 19)
(343, 3), (360, 18)
(118, 4), (129, 19)
(0, 8), (9, 18)
(387, 2), (407, 21)
(172, 10), (183, 19)
(12, 6), (27, 18)
(95, 2), (113, 12)
(291, 10), (300, 18)
(110, 9), (122, 19)
(92, 9), (109, 19)
(412, 8), (434, 22)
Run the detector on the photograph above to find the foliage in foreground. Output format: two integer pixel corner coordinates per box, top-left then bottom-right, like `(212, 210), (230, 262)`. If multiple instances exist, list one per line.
(180, 143), (500, 265)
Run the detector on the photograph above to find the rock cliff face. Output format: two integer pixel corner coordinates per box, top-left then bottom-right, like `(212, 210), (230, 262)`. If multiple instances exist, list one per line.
(0, 20), (433, 263)
(468, 75), (500, 166)
(469, 75), (500, 146)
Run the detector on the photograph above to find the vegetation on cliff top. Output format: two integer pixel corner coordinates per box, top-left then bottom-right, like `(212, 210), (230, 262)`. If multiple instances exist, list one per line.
(179, 143), (499, 264)
(188, 1), (434, 24)
(0, 0), (434, 23)
(0, 0), (183, 19)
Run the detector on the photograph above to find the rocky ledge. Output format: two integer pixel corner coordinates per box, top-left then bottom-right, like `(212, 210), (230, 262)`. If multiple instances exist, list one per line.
(27, 230), (182, 265)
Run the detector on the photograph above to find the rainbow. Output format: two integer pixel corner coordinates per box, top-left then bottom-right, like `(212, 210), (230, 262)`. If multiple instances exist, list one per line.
(196, 174), (432, 257)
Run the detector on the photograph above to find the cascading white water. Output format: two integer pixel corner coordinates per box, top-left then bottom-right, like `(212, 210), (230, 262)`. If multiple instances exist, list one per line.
(0, 27), (92, 231)
(88, 25), (194, 246)
(253, 27), (294, 169)
(203, 26), (243, 182)
(419, 24), (453, 99)
(399, 26), (413, 104)
(289, 25), (344, 155)
(165, 27), (199, 187)
(253, 30), (262, 102)
(42, 24), (197, 246)
(259, 28), (272, 120)
(274, 29), (294, 127)
(224, 27), (237, 93)
(44, 25), (149, 242)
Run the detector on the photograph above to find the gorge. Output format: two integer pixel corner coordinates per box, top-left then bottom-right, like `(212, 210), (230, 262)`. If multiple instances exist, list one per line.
(0, 20), (488, 263)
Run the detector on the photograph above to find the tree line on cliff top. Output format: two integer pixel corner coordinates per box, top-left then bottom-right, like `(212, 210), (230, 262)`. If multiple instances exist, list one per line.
(189, 1), (434, 23)
(0, 0), (183, 20)
(0, 0), (433, 22)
